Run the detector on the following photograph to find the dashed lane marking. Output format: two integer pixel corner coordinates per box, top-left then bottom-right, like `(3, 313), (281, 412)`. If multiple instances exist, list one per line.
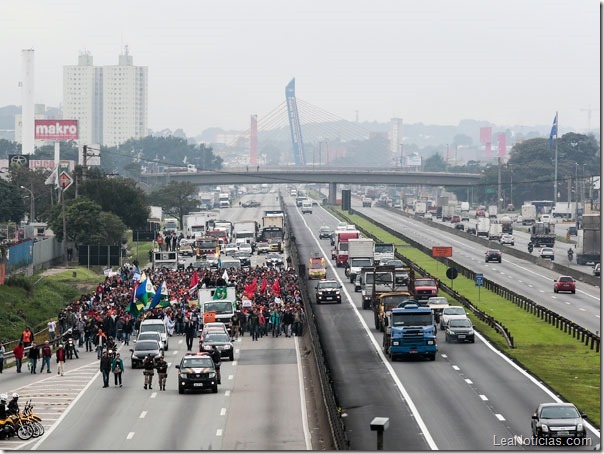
(495, 414), (506, 421)
(140, 411), (147, 419)
(452, 365), (460, 371)
(220, 408), (226, 416)
(127, 432), (135, 440)
(480, 395), (489, 401)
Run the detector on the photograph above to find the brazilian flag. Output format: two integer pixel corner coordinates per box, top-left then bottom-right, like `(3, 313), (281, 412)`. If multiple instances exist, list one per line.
(213, 286), (228, 300)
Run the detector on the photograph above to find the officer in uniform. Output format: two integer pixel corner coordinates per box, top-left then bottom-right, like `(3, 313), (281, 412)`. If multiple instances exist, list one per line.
(155, 355), (168, 391)
(209, 345), (222, 385)
(143, 354), (155, 390)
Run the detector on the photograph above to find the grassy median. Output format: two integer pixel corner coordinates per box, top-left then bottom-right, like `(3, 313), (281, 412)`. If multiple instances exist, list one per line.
(329, 207), (600, 427)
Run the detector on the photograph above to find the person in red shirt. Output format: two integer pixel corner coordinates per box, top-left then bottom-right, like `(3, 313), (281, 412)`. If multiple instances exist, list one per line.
(13, 342), (24, 373)
(56, 344), (66, 376)
(20, 328), (33, 348)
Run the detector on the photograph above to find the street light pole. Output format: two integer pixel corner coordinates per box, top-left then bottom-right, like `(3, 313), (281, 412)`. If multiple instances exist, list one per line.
(20, 185), (34, 223)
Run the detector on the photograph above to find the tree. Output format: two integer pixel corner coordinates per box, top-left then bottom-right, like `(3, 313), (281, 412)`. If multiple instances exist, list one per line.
(48, 197), (126, 247)
(423, 153), (447, 172)
(148, 181), (199, 227)
(0, 180), (26, 222)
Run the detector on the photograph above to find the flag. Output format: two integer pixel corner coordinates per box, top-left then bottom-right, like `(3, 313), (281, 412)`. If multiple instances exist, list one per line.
(136, 273), (155, 307)
(272, 278), (281, 297)
(213, 286), (228, 300)
(189, 271), (199, 296)
(132, 265), (141, 283)
(222, 269), (229, 283)
(149, 281), (169, 310)
(127, 283), (144, 318)
(548, 112), (558, 150)
(260, 276), (267, 293)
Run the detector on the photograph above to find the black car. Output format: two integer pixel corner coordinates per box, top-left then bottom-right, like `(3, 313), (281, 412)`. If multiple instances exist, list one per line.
(199, 332), (234, 361)
(318, 226), (333, 239)
(130, 340), (163, 369)
(242, 200), (261, 208)
(315, 279), (342, 304)
(454, 223), (465, 231)
(485, 249), (502, 263)
(531, 403), (587, 440)
(445, 317), (475, 343)
(176, 352), (219, 394)
(466, 226), (477, 235)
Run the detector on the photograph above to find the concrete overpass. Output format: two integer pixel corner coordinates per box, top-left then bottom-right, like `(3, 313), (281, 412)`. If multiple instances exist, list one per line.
(140, 168), (481, 203)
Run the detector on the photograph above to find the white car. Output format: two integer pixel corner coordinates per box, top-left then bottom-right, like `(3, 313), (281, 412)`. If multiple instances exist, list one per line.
(223, 243), (239, 256)
(539, 247), (555, 260)
(237, 243), (253, 254)
(440, 306), (468, 330)
(499, 234), (515, 246)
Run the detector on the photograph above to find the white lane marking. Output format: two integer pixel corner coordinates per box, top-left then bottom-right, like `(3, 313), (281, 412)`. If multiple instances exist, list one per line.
(139, 411), (147, 419)
(178, 339), (183, 344)
(173, 351), (178, 355)
(294, 335), (313, 450)
(151, 392), (157, 398)
(220, 408), (226, 416)
(452, 365), (460, 371)
(216, 429), (223, 436)
(480, 395), (489, 401)
(232, 361), (237, 366)
(167, 362), (171, 367)
(225, 390), (231, 397)
(495, 414), (506, 421)
(127, 432), (135, 440)
(465, 379), (473, 384)
(228, 375), (233, 381)
(440, 354), (448, 358)
(303, 211), (439, 450)
(579, 307), (586, 311)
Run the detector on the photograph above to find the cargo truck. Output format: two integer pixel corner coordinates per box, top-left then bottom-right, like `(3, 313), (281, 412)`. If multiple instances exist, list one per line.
(374, 243), (395, 265)
(259, 215), (284, 252)
(414, 201), (427, 217)
(488, 222), (503, 240)
(233, 220), (258, 245)
(521, 204), (537, 225)
(333, 229), (360, 267)
(530, 222), (556, 247)
(441, 205), (454, 222)
(383, 304), (437, 361)
(460, 201), (470, 221)
(488, 205), (498, 219)
(345, 238), (375, 282)
(576, 213), (600, 265)
(552, 202), (577, 220)
(476, 217), (491, 238)
(500, 215), (513, 234)
(183, 213), (208, 238)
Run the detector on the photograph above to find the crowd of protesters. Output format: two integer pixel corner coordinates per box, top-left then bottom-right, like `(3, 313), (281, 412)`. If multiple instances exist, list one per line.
(6, 255), (306, 383)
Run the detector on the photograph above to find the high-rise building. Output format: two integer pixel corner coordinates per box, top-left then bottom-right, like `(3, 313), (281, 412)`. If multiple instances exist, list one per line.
(63, 52), (103, 145)
(62, 47), (147, 147)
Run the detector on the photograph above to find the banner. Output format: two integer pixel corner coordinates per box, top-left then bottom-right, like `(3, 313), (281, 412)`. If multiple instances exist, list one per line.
(34, 119), (78, 141)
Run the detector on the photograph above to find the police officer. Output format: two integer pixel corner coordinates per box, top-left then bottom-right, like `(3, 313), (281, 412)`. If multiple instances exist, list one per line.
(155, 355), (168, 391)
(209, 345), (222, 385)
(143, 354), (155, 390)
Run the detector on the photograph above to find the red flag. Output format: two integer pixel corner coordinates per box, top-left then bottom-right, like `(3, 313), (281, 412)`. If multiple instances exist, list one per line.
(189, 271), (199, 296)
(260, 276), (267, 293)
(250, 277), (258, 294)
(272, 278), (281, 297)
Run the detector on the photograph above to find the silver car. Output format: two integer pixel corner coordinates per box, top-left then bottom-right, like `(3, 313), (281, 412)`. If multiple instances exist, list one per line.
(539, 247), (555, 260)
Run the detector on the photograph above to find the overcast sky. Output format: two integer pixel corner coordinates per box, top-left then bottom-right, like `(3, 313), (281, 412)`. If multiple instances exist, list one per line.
(1, 0), (600, 135)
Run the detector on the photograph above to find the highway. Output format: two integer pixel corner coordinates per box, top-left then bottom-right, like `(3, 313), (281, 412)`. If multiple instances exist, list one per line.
(287, 193), (600, 450)
(352, 203), (601, 334)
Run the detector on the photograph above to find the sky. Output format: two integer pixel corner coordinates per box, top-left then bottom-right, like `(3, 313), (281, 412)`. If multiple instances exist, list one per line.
(1, 0), (600, 136)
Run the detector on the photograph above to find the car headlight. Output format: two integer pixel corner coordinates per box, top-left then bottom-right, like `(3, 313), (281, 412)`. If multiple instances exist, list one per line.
(468, 329), (474, 335)
(392, 341), (399, 346)
(427, 340), (434, 345)
(180, 373), (188, 379)
(208, 371), (216, 378)
(577, 423), (584, 432)
(540, 424), (549, 432)
(223, 344), (231, 350)
(335, 291), (340, 295)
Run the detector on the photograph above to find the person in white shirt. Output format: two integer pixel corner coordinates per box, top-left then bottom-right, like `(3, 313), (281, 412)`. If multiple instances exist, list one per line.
(48, 320), (57, 347)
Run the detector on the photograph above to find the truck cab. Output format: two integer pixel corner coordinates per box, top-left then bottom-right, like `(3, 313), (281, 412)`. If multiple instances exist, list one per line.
(383, 304), (437, 361)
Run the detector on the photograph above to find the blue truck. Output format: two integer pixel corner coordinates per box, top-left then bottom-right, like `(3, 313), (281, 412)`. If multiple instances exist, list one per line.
(382, 304), (437, 361)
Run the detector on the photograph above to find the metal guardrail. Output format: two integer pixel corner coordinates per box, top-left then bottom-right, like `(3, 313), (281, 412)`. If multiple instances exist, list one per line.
(284, 204), (350, 450)
(342, 208), (600, 352)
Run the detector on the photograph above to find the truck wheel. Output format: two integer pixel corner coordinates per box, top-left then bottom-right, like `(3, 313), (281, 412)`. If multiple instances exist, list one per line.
(178, 385), (184, 394)
(445, 334), (449, 343)
(429, 353), (436, 361)
(374, 314), (380, 330)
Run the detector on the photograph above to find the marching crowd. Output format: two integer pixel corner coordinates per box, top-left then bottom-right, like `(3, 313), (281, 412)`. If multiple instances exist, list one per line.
(6, 258), (306, 391)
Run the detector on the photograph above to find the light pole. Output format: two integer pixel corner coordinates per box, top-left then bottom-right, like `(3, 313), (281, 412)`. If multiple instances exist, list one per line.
(20, 185), (34, 223)
(509, 166), (513, 209)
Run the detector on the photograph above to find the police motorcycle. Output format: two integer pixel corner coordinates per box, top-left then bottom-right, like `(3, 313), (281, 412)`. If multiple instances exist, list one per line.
(62, 328), (79, 360)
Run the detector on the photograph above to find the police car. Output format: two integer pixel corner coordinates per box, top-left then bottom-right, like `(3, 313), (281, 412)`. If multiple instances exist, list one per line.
(175, 352), (219, 394)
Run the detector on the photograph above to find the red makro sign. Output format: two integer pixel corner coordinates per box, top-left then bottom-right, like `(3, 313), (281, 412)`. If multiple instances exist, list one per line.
(34, 120), (78, 140)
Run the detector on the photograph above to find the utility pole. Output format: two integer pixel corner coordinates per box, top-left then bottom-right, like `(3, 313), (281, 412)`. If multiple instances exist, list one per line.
(497, 157), (502, 211)
(61, 186), (67, 267)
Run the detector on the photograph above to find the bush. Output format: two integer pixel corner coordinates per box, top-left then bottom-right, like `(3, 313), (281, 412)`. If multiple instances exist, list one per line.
(5, 275), (33, 293)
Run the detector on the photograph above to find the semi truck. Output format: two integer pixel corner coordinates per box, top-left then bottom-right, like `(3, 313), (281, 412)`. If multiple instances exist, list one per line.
(476, 217), (491, 238)
(414, 201), (427, 217)
(488, 205), (498, 219)
(233, 220), (258, 245)
(345, 238), (375, 283)
(382, 304), (437, 361)
(521, 204), (537, 225)
(530, 222), (556, 247)
(183, 212), (208, 238)
(500, 215), (513, 234)
(576, 213), (600, 265)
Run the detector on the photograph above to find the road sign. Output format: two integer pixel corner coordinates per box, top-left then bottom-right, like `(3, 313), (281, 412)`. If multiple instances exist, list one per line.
(58, 171), (73, 191)
(446, 268), (458, 280)
(432, 246), (453, 257)
(475, 273), (484, 287)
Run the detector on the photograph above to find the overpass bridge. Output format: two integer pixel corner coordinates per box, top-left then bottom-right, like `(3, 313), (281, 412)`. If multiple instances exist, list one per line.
(140, 168), (481, 203)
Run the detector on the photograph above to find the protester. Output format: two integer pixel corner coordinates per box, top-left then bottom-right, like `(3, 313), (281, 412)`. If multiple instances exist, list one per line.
(27, 342), (40, 374)
(40, 340), (52, 373)
(111, 353), (124, 387)
(100, 350), (111, 388)
(13, 342), (24, 373)
(56, 344), (66, 376)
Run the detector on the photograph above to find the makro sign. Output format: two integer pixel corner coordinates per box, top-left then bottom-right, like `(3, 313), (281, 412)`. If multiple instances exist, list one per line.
(34, 120), (78, 141)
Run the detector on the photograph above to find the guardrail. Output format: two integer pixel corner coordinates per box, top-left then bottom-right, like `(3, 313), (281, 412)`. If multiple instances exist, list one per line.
(285, 204), (350, 450)
(342, 208), (600, 352)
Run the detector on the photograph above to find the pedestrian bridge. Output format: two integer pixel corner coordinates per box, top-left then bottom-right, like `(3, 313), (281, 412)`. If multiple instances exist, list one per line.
(141, 168), (480, 187)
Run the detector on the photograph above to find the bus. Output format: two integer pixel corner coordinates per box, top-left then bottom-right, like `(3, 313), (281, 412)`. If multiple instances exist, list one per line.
(528, 200), (555, 216)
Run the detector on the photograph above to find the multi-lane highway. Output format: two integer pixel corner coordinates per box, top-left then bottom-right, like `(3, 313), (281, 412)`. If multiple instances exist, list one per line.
(287, 193), (600, 450)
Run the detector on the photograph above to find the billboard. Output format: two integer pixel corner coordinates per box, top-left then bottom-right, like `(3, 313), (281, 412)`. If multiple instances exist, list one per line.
(8, 154), (29, 168)
(34, 119), (78, 141)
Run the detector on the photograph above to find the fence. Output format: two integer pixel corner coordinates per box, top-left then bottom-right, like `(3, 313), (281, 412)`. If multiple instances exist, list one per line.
(344, 208), (600, 352)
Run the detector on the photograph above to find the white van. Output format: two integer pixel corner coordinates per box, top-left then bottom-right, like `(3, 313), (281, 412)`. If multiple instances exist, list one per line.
(219, 200), (231, 209)
(139, 319), (169, 350)
(301, 200), (313, 214)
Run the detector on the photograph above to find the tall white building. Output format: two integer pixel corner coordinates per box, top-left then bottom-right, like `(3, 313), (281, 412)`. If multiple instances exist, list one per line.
(390, 117), (403, 164)
(62, 47), (147, 147)
(102, 48), (148, 147)
(63, 52), (103, 145)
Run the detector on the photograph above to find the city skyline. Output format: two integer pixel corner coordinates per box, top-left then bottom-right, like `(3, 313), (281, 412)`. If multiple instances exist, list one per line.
(1, 0), (600, 136)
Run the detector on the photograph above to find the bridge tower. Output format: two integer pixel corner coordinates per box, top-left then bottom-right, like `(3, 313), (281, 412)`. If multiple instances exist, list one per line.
(285, 78), (305, 166)
(250, 114), (258, 165)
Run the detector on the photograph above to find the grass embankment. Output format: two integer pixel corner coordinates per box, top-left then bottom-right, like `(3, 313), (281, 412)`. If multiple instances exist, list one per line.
(330, 208), (600, 427)
(0, 267), (103, 343)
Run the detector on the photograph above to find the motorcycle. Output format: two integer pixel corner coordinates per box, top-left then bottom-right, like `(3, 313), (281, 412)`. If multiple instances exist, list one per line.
(567, 248), (574, 262)
(527, 242), (534, 253)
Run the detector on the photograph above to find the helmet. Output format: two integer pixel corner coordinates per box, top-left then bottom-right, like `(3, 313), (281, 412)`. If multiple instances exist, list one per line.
(0, 394), (7, 401)
(12, 393), (19, 399)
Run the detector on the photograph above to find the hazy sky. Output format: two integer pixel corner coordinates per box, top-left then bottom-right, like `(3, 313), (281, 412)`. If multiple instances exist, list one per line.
(1, 0), (600, 135)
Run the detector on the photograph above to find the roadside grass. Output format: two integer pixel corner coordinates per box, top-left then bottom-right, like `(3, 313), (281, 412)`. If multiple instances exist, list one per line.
(125, 233), (153, 268)
(329, 207), (600, 427)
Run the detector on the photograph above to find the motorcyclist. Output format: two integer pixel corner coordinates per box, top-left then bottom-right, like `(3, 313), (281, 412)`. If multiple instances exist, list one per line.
(567, 247), (574, 260)
(527, 242), (534, 253)
(7, 393), (19, 415)
(209, 345), (222, 385)
(0, 394), (7, 420)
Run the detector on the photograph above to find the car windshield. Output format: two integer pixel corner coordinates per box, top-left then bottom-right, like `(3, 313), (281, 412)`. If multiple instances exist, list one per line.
(140, 324), (165, 334)
(449, 319), (472, 328)
(318, 281), (337, 289)
(138, 333), (159, 340)
(444, 307), (465, 315)
(429, 297), (447, 305)
(381, 295), (410, 306)
(182, 357), (214, 369)
(205, 333), (230, 342)
(204, 302), (233, 314)
(540, 406), (580, 419)
(320, 227), (330, 233)
(136, 341), (159, 351)
(415, 279), (435, 286)
(391, 313), (433, 327)
(559, 277), (573, 282)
